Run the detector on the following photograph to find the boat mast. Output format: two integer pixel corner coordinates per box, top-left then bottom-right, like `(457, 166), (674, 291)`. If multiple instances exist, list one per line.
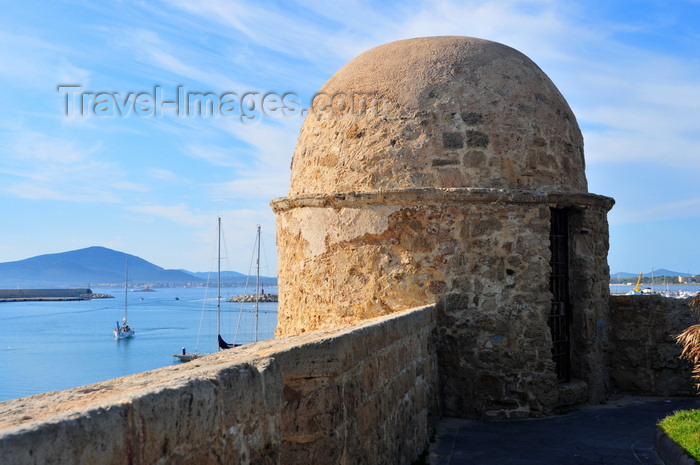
(217, 217), (222, 350)
(124, 257), (128, 322)
(255, 224), (260, 342)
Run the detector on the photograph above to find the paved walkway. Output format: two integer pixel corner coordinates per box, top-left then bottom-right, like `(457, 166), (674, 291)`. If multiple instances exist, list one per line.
(429, 396), (700, 465)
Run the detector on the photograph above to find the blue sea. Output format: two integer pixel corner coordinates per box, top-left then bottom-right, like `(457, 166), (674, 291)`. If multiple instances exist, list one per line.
(0, 287), (278, 402)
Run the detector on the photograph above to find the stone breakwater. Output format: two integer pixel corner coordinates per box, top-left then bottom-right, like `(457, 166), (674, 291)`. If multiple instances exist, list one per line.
(0, 288), (94, 302)
(228, 293), (278, 302)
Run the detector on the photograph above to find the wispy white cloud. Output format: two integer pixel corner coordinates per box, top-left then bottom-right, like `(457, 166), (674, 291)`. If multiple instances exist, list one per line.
(183, 143), (248, 168)
(0, 31), (88, 86)
(208, 118), (300, 201)
(148, 168), (191, 183)
(125, 203), (210, 227)
(9, 130), (98, 166)
(159, 0), (344, 63)
(107, 27), (249, 90)
(222, 118), (300, 169)
(0, 128), (140, 203)
(613, 198), (700, 225)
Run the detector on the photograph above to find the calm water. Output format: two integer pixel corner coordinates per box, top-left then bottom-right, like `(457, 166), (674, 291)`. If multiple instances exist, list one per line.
(0, 287), (277, 402)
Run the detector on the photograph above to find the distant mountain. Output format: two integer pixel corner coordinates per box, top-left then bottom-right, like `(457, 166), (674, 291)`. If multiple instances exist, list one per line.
(178, 269), (246, 279)
(643, 269), (694, 278)
(178, 270), (277, 286)
(0, 246), (204, 288)
(612, 269), (695, 278)
(610, 272), (640, 279)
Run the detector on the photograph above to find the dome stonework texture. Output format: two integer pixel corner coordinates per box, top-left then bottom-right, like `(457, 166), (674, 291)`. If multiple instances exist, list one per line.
(290, 36), (587, 196)
(272, 36), (614, 419)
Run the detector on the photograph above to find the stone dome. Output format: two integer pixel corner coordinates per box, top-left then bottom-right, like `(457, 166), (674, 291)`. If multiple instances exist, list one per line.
(289, 36), (588, 196)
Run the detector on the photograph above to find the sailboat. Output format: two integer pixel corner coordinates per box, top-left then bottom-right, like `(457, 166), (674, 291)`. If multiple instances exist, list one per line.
(174, 217), (234, 362)
(114, 258), (134, 339)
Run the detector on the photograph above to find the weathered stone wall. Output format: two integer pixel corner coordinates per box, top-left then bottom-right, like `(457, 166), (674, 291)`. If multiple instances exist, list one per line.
(431, 196), (555, 419)
(0, 305), (438, 465)
(566, 198), (614, 404)
(609, 295), (696, 396)
(273, 189), (613, 419)
(273, 189), (556, 338)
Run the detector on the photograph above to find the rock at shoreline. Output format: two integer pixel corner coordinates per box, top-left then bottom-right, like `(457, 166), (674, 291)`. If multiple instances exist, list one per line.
(228, 294), (278, 303)
(91, 293), (114, 299)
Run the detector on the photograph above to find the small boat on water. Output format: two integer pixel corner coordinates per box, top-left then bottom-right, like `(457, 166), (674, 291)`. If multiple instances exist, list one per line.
(174, 347), (199, 362)
(114, 258), (134, 339)
(114, 317), (134, 338)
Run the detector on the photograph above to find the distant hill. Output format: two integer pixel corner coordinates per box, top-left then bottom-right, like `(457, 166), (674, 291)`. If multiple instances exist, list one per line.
(0, 247), (203, 288)
(178, 270), (277, 285)
(611, 272), (640, 279)
(178, 270), (246, 279)
(0, 247), (278, 288)
(612, 269), (695, 278)
(643, 269), (694, 278)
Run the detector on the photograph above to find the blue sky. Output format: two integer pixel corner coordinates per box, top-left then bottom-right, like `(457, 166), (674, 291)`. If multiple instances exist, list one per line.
(0, 0), (698, 275)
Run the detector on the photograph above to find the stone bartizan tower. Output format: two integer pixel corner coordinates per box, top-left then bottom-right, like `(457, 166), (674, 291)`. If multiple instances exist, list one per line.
(271, 36), (614, 419)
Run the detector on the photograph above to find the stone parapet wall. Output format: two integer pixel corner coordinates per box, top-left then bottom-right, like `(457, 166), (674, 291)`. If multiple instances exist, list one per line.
(0, 305), (438, 465)
(609, 295), (696, 396)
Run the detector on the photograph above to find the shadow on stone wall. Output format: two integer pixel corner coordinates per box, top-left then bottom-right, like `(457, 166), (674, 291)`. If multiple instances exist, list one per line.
(609, 295), (697, 396)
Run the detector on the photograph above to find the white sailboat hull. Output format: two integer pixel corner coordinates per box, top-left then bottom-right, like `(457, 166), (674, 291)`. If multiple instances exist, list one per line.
(114, 329), (134, 339)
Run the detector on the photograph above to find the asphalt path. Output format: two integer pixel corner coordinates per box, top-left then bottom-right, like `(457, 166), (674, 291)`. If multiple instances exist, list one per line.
(429, 396), (700, 465)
